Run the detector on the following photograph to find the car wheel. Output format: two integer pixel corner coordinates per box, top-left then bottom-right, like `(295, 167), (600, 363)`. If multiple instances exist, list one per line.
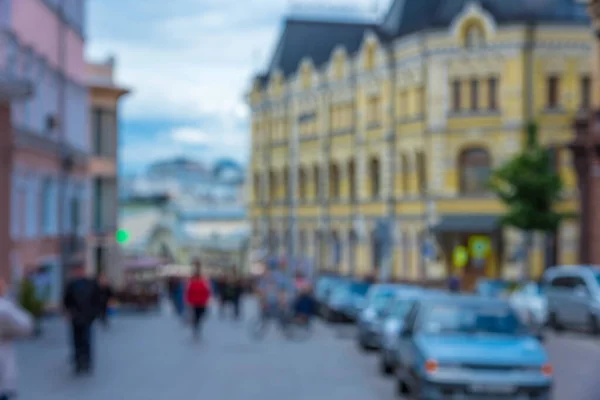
(548, 311), (564, 332)
(379, 355), (394, 376)
(588, 314), (600, 335)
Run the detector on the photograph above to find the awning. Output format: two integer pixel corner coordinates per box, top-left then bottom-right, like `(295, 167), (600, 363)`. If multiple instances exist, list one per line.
(431, 215), (500, 234)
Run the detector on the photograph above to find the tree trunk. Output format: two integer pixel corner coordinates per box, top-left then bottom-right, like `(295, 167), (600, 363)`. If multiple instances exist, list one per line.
(522, 231), (534, 282)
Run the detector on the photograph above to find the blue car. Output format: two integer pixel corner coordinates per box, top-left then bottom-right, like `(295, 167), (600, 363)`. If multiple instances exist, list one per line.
(325, 280), (371, 323)
(395, 294), (553, 399)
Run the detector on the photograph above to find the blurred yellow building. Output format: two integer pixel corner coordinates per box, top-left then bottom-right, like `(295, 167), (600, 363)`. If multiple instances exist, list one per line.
(248, 0), (591, 287)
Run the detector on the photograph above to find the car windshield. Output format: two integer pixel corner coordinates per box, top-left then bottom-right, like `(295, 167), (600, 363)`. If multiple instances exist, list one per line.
(370, 289), (397, 311)
(419, 302), (526, 336)
(595, 273), (600, 287)
(520, 283), (542, 296)
(392, 298), (414, 319)
(477, 280), (509, 297)
(350, 283), (370, 297)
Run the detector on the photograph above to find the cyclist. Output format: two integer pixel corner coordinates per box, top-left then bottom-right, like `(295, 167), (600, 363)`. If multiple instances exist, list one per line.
(256, 267), (291, 320)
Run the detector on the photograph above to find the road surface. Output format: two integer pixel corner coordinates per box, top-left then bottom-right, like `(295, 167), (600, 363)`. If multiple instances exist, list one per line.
(16, 302), (600, 400)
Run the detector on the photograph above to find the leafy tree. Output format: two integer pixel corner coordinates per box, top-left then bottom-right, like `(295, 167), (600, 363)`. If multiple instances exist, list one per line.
(19, 278), (44, 317)
(489, 122), (565, 275)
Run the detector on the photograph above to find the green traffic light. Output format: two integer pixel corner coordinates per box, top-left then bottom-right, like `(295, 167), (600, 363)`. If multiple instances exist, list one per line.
(116, 230), (130, 243)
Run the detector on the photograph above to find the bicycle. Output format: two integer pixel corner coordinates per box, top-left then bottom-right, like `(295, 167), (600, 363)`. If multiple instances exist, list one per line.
(248, 306), (313, 341)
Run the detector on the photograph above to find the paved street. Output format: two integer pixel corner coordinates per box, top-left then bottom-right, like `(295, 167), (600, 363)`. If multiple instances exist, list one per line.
(15, 301), (600, 400)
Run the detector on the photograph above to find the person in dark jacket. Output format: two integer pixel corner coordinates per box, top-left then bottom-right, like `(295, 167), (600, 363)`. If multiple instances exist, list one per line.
(63, 263), (102, 375)
(293, 282), (316, 324)
(223, 271), (243, 320)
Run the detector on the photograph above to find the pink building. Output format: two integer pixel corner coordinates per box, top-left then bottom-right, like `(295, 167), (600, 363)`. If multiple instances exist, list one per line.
(1, 0), (89, 306)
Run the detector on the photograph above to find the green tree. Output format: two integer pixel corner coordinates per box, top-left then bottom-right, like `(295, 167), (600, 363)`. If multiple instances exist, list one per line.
(489, 122), (565, 276)
(19, 278), (44, 317)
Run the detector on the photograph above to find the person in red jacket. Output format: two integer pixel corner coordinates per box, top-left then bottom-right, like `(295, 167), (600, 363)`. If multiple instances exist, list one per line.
(185, 259), (211, 340)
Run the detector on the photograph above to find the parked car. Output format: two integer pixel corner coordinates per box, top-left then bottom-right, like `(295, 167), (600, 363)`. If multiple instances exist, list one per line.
(475, 278), (510, 297)
(509, 281), (548, 331)
(379, 289), (425, 374)
(357, 284), (411, 350)
(543, 265), (600, 334)
(325, 280), (371, 323)
(395, 294), (553, 399)
(315, 276), (345, 317)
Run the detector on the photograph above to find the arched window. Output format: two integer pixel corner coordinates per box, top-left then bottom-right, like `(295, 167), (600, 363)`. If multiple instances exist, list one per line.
(369, 156), (380, 198)
(299, 167), (307, 201)
(459, 148), (491, 194)
(348, 159), (356, 200)
(329, 163), (340, 199)
(465, 24), (485, 49)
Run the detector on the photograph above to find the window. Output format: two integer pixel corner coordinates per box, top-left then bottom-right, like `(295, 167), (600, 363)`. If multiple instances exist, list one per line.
(41, 178), (52, 234)
(329, 164), (340, 199)
(367, 96), (381, 125)
(369, 157), (380, 198)
(416, 151), (427, 194)
(465, 24), (485, 49)
(400, 154), (410, 194)
(253, 173), (260, 202)
(299, 168), (307, 200)
(313, 165), (320, 200)
(547, 76), (560, 109)
(452, 80), (461, 112)
(470, 79), (479, 111)
(269, 171), (277, 201)
(581, 75), (591, 109)
(488, 77), (498, 110)
(348, 159), (356, 200)
(459, 148), (491, 194)
(92, 108), (117, 157)
(282, 167), (289, 201)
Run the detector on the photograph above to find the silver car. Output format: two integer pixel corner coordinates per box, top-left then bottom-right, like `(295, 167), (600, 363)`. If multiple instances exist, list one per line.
(379, 289), (425, 375)
(356, 284), (409, 350)
(544, 265), (600, 334)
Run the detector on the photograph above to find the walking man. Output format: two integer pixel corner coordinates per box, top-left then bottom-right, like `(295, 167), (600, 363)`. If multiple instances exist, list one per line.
(185, 259), (211, 340)
(0, 277), (34, 400)
(63, 262), (102, 375)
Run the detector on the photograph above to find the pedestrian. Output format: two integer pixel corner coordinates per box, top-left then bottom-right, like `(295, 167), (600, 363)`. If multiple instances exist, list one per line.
(293, 281), (316, 325)
(63, 262), (102, 375)
(0, 277), (34, 400)
(97, 274), (114, 329)
(217, 273), (228, 319)
(226, 270), (243, 320)
(185, 259), (211, 340)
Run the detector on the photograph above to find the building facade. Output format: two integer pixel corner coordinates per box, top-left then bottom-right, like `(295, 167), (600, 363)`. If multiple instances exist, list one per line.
(86, 57), (129, 284)
(2, 0), (89, 305)
(249, 0), (591, 288)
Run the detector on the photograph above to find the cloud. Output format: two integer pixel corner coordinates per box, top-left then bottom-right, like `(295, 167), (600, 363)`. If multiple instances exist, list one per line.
(88, 0), (391, 169)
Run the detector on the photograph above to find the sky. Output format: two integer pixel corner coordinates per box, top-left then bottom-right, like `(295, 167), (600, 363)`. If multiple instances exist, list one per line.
(86, 0), (392, 174)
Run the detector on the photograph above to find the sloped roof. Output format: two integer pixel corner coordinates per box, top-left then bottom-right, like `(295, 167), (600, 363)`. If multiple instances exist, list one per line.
(381, 0), (588, 37)
(265, 17), (377, 81)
